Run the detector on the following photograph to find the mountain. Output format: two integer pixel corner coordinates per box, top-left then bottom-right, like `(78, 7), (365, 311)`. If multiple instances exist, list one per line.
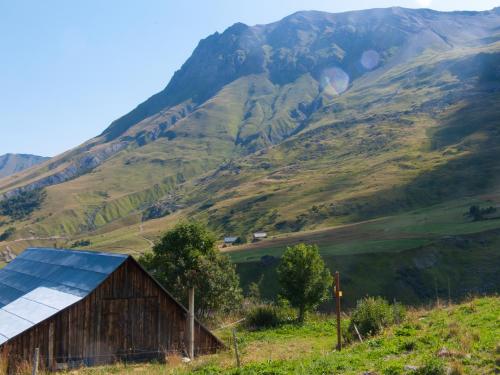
(0, 7), (499, 256)
(0, 154), (49, 179)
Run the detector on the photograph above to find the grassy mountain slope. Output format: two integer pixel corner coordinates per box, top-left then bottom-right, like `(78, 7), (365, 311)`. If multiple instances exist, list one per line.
(0, 8), (499, 300)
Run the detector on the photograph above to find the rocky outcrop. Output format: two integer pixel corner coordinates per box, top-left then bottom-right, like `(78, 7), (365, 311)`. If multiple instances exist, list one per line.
(142, 193), (184, 221)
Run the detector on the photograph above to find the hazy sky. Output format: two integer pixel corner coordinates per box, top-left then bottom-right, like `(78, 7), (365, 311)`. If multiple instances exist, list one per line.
(1, 0), (498, 156)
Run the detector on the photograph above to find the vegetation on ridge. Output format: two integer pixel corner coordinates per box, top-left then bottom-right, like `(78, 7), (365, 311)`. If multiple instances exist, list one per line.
(139, 222), (242, 319)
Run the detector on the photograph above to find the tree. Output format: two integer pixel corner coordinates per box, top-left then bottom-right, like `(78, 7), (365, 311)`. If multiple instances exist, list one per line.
(0, 189), (46, 220)
(0, 227), (16, 242)
(139, 221), (242, 319)
(277, 243), (332, 323)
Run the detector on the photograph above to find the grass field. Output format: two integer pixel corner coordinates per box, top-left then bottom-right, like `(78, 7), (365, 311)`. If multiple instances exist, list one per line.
(224, 196), (500, 262)
(61, 296), (499, 375)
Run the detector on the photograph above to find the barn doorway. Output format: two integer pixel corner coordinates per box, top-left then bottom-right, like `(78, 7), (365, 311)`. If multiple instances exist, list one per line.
(100, 297), (160, 362)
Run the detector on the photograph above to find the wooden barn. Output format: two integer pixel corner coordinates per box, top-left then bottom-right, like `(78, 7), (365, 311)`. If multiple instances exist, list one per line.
(0, 248), (223, 371)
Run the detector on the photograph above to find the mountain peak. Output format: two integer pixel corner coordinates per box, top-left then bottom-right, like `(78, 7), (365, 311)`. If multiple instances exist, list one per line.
(225, 22), (250, 33)
(0, 153), (49, 179)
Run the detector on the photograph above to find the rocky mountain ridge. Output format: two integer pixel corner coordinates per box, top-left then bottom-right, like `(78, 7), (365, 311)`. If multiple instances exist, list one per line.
(0, 7), (499, 245)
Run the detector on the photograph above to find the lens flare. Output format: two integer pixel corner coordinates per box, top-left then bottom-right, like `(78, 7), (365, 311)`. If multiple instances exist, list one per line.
(321, 67), (350, 96)
(361, 50), (380, 70)
(416, 0), (432, 7)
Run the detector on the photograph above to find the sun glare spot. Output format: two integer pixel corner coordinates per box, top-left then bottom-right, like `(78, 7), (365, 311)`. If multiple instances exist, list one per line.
(321, 67), (350, 96)
(416, 0), (432, 8)
(361, 50), (380, 70)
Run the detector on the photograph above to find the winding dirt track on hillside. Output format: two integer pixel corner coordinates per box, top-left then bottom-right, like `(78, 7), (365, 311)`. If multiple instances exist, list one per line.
(139, 224), (155, 248)
(10, 235), (69, 242)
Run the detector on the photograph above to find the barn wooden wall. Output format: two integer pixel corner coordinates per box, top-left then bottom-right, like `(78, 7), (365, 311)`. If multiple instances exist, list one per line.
(2, 258), (223, 370)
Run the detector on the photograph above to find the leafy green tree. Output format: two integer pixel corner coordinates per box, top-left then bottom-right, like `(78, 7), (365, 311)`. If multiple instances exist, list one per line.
(139, 221), (242, 319)
(277, 243), (332, 322)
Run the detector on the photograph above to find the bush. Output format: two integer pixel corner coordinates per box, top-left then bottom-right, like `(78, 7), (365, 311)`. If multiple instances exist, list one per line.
(0, 227), (15, 242)
(392, 302), (406, 324)
(71, 239), (91, 248)
(349, 297), (406, 337)
(341, 318), (354, 344)
(415, 359), (445, 375)
(398, 339), (417, 352)
(245, 304), (295, 330)
(383, 364), (403, 375)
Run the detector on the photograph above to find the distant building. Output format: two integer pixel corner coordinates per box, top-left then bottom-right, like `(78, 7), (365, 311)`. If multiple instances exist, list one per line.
(0, 248), (223, 371)
(253, 232), (267, 241)
(224, 236), (239, 245)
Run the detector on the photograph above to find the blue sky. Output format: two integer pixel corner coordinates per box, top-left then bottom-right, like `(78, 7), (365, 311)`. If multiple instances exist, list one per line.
(0, 0), (498, 157)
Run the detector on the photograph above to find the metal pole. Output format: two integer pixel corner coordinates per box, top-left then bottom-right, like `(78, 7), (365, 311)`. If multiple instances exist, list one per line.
(188, 287), (195, 359)
(335, 271), (342, 351)
(232, 328), (241, 368)
(32, 347), (40, 375)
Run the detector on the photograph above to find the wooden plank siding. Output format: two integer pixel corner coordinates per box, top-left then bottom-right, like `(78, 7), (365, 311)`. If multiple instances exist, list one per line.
(1, 257), (223, 370)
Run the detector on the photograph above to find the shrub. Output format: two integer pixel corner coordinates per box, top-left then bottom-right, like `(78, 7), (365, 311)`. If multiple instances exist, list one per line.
(71, 239), (91, 248)
(245, 304), (295, 330)
(415, 359), (445, 375)
(341, 318), (354, 344)
(383, 364), (403, 375)
(349, 297), (406, 337)
(0, 227), (16, 242)
(392, 302), (406, 324)
(398, 339), (417, 352)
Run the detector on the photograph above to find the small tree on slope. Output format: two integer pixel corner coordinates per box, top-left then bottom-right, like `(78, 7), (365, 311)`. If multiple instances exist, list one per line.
(277, 243), (332, 323)
(139, 221), (242, 320)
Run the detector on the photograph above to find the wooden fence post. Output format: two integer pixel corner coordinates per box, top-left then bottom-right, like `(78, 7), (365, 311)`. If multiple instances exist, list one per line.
(232, 329), (241, 368)
(188, 287), (195, 359)
(32, 347), (39, 375)
(334, 271), (342, 351)
(353, 323), (363, 343)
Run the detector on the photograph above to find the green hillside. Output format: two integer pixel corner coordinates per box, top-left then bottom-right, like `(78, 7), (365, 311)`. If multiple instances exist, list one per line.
(68, 296), (499, 374)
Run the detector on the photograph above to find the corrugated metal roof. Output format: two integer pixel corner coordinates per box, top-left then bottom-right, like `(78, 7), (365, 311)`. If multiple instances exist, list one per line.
(0, 248), (128, 346)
